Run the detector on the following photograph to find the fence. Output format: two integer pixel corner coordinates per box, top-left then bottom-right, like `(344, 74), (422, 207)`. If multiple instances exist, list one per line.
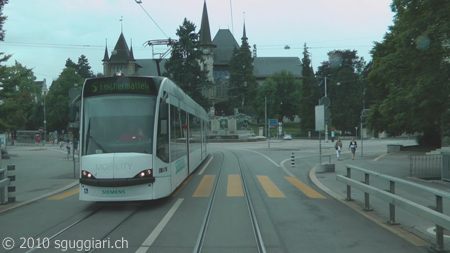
(410, 153), (450, 181)
(337, 164), (450, 252)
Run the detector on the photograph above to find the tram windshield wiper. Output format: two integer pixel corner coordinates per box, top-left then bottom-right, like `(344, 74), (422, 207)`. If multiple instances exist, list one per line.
(86, 119), (107, 153)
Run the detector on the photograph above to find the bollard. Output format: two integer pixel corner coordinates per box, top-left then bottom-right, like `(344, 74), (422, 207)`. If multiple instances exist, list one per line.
(291, 152), (295, 167)
(7, 164), (15, 203)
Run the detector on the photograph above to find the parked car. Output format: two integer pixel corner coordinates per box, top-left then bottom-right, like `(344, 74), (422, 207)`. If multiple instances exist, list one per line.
(282, 134), (292, 140)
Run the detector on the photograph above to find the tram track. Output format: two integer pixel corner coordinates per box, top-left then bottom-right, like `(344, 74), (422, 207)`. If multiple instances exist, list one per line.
(193, 150), (267, 253)
(25, 203), (142, 253)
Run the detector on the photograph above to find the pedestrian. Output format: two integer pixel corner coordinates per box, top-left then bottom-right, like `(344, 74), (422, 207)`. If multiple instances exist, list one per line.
(66, 139), (71, 155)
(73, 138), (79, 152)
(349, 137), (357, 160)
(335, 138), (342, 160)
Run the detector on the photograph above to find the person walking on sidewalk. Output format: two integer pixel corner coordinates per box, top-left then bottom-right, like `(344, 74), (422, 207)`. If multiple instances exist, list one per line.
(66, 139), (71, 155)
(349, 138), (357, 160)
(335, 138), (342, 160)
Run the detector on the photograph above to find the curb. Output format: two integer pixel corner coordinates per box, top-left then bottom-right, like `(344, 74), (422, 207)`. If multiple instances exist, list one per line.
(0, 180), (78, 214)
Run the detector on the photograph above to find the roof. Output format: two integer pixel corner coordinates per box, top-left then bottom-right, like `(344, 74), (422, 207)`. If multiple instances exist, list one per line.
(135, 59), (168, 76)
(253, 57), (303, 78)
(109, 33), (135, 63)
(212, 29), (239, 65)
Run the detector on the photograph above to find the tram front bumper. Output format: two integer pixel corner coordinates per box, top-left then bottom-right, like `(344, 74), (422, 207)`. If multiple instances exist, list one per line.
(79, 177), (155, 187)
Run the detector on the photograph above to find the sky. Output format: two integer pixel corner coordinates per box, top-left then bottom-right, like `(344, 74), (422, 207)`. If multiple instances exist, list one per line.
(1, 0), (395, 84)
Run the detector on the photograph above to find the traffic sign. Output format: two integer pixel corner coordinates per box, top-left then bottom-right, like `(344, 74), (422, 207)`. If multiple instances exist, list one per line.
(269, 119), (278, 128)
(39, 127), (43, 133)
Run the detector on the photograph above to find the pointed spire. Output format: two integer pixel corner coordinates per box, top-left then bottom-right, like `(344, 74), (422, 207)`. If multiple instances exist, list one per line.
(199, 0), (214, 47)
(242, 12), (247, 40)
(129, 38), (135, 60)
(110, 32), (132, 63)
(102, 39), (109, 61)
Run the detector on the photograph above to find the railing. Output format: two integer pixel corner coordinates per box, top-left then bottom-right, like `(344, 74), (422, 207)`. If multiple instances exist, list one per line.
(0, 168), (10, 204)
(410, 154), (442, 179)
(337, 164), (450, 252)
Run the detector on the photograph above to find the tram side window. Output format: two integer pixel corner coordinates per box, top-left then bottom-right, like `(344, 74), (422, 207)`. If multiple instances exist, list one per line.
(157, 97), (169, 162)
(189, 113), (201, 153)
(170, 104), (187, 162)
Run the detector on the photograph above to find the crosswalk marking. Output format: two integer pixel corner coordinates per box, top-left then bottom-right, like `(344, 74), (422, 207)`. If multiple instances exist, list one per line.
(48, 188), (79, 200)
(192, 175), (216, 197)
(285, 177), (326, 199)
(227, 175), (244, 197)
(256, 175), (286, 198)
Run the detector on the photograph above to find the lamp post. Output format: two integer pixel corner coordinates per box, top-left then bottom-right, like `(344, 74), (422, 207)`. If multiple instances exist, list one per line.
(324, 78), (328, 142)
(322, 77), (340, 143)
(43, 91), (47, 146)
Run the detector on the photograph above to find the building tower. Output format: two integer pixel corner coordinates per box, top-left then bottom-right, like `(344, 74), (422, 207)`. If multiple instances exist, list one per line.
(102, 33), (141, 76)
(199, 1), (216, 84)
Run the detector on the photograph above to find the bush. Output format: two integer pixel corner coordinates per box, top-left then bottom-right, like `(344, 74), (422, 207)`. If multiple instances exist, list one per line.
(417, 132), (441, 148)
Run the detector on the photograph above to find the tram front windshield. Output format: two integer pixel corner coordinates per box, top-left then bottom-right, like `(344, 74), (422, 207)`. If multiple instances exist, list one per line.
(82, 95), (156, 155)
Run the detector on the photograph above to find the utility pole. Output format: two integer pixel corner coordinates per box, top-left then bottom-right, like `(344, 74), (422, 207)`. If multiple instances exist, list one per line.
(324, 77), (328, 143)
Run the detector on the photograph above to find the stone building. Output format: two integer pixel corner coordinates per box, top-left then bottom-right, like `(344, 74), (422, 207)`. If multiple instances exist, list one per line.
(102, 2), (302, 107)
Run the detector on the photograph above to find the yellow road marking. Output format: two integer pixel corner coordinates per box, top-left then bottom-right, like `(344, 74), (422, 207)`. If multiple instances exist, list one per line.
(257, 175), (286, 198)
(227, 175), (244, 197)
(48, 188), (79, 200)
(171, 173), (195, 197)
(285, 177), (326, 199)
(373, 153), (389, 162)
(193, 175), (215, 197)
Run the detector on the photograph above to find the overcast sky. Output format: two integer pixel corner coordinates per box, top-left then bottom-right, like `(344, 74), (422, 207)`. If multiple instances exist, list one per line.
(1, 0), (395, 84)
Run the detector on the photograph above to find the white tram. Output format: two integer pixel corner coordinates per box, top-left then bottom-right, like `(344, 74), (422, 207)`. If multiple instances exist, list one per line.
(78, 76), (209, 201)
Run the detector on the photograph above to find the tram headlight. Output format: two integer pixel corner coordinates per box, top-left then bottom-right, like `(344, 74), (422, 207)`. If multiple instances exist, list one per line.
(134, 169), (153, 178)
(81, 170), (96, 179)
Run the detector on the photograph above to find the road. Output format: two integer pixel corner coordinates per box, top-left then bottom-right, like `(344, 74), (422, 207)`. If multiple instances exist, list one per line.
(0, 138), (431, 252)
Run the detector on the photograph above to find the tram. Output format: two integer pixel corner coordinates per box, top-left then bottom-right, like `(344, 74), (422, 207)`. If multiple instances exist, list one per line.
(78, 76), (209, 201)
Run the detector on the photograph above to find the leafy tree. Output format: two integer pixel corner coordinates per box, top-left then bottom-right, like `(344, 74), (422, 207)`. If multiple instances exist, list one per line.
(163, 18), (210, 109)
(255, 71), (301, 122)
(45, 68), (83, 133)
(299, 44), (320, 132)
(316, 50), (365, 132)
(0, 62), (40, 131)
(65, 55), (94, 79)
(367, 0), (450, 146)
(228, 33), (257, 115)
(0, 0), (11, 130)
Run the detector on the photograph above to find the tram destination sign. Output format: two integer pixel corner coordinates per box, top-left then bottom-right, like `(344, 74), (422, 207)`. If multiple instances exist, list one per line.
(83, 76), (158, 97)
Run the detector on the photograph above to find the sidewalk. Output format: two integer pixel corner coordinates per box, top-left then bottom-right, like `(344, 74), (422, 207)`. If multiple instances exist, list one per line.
(310, 149), (450, 249)
(0, 145), (79, 214)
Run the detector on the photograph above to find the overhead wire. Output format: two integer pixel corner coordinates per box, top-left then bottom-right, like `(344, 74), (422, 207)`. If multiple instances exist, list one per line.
(135, 1), (169, 39)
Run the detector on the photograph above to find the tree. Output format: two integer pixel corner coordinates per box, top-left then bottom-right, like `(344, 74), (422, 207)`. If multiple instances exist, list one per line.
(316, 50), (365, 132)
(0, 61), (40, 131)
(299, 44), (320, 132)
(163, 18), (211, 109)
(255, 71), (301, 122)
(367, 0), (450, 146)
(0, 0), (11, 130)
(65, 55), (94, 79)
(228, 32), (257, 115)
(45, 68), (83, 133)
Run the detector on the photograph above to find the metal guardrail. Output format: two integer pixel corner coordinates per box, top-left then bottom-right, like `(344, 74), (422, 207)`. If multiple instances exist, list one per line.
(0, 168), (10, 204)
(337, 164), (450, 252)
(410, 154), (442, 179)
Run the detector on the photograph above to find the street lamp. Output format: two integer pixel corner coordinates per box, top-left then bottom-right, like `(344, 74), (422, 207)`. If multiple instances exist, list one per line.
(321, 77), (340, 142)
